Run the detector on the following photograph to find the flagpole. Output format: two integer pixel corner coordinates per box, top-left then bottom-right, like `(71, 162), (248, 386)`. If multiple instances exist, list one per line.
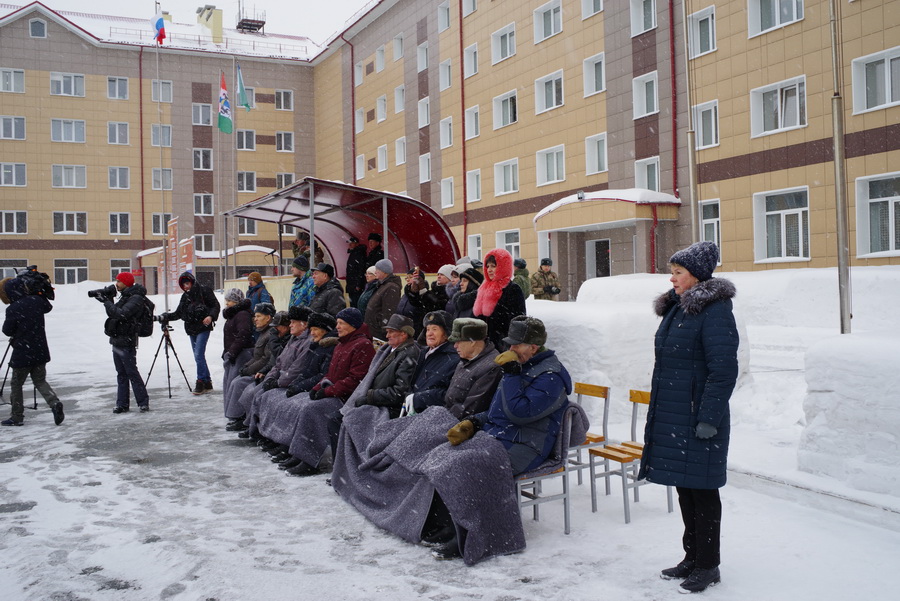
(155, 34), (169, 311)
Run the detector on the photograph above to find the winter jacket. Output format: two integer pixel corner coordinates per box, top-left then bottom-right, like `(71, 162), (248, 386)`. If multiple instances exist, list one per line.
(472, 348), (572, 475)
(103, 284), (148, 348)
(308, 278), (347, 318)
(346, 246), (368, 301)
(408, 280), (449, 326)
(240, 324), (277, 376)
(365, 244), (385, 268)
(451, 286), (478, 320)
(247, 282), (274, 313)
(474, 249), (526, 348)
(358, 338), (420, 418)
(288, 332), (338, 393)
(222, 299), (253, 359)
(264, 330), (312, 388)
(513, 268), (530, 299)
(162, 272), (220, 336)
(444, 341), (502, 419)
(444, 281), (461, 314)
(289, 272), (316, 308)
(311, 323), (375, 401)
(356, 280), (377, 314)
(2, 277), (52, 368)
(263, 330), (291, 373)
(364, 273), (402, 340)
(409, 342), (461, 412)
(639, 278), (739, 490)
(530, 269), (561, 300)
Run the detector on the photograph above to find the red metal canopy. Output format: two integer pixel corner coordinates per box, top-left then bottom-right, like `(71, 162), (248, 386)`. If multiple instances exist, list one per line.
(222, 177), (460, 278)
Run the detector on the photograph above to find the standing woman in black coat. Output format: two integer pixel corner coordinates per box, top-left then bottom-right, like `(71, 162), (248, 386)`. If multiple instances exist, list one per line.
(221, 288), (254, 398)
(638, 241), (738, 594)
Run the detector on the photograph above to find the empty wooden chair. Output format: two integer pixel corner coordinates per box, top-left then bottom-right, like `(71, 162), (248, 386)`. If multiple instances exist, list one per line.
(568, 382), (610, 485)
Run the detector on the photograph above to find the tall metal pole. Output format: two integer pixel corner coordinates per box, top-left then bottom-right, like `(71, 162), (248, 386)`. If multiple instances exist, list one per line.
(681, 0), (699, 243)
(829, 0), (852, 333)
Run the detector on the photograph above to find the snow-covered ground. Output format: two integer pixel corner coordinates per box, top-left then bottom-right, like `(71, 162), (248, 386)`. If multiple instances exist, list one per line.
(1, 268), (899, 600)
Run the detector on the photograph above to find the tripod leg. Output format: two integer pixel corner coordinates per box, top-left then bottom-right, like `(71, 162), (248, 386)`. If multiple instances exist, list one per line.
(144, 332), (168, 386)
(164, 333), (193, 392)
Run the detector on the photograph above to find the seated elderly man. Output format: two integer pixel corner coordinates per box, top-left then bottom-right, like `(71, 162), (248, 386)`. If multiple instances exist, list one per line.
(401, 311), (460, 417)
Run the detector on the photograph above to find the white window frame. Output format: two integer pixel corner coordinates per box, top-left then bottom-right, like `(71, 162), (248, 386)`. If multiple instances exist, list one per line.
(52, 165), (86, 188)
(694, 100), (720, 149)
(237, 218), (257, 236)
(492, 23), (516, 65)
(631, 0), (657, 37)
(496, 229), (521, 259)
(394, 85), (405, 113)
(193, 193), (214, 216)
(152, 79), (173, 103)
(0, 163), (26, 187)
(195, 234), (215, 252)
(393, 34), (404, 60)
(467, 234), (482, 260)
(534, 0), (563, 44)
(355, 108), (365, 133)
(107, 76), (128, 100)
(237, 171), (256, 192)
(582, 0), (603, 20)
(354, 62), (364, 87)
(439, 60), (452, 91)
(635, 156), (660, 192)
(855, 171), (900, 257)
(276, 173), (295, 189)
(418, 97), (430, 128)
(750, 75), (807, 137)
(275, 89), (293, 111)
(50, 72), (84, 97)
(584, 52), (606, 97)
(535, 70), (564, 114)
(464, 0), (478, 16)
(276, 131), (294, 152)
(108, 167), (129, 190)
(585, 133), (608, 175)
(633, 71), (659, 118)
(54, 259), (88, 284)
(748, 0), (804, 38)
(465, 106), (480, 139)
(110, 259), (132, 280)
(377, 145), (388, 172)
(53, 211), (87, 234)
(192, 103), (212, 126)
(441, 177), (454, 208)
(0, 211), (27, 234)
(151, 123), (171, 147)
(29, 18), (46, 38)
(193, 148), (212, 171)
(688, 6), (716, 59)
(438, 2), (451, 32)
(237, 129), (256, 150)
(109, 212), (130, 236)
(0, 116), (25, 140)
(700, 199), (722, 254)
(152, 168), (173, 190)
(440, 116), (453, 149)
(417, 43), (429, 72)
(51, 118), (85, 143)
(753, 186), (810, 262)
(356, 154), (366, 180)
(464, 44), (478, 78)
(1, 69), (25, 93)
(377, 95), (387, 122)
(493, 90), (518, 129)
(536, 144), (565, 186)
(494, 158), (519, 196)
(152, 213), (172, 235)
(466, 169), (482, 202)
(375, 46), (386, 72)
(395, 137), (407, 165)
(851, 46), (900, 114)
(243, 87), (256, 108)
(419, 153), (432, 183)
(107, 121), (129, 145)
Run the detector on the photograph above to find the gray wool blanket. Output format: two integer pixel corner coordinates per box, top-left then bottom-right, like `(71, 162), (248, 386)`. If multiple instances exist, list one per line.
(332, 405), (527, 565)
(255, 389), (311, 445)
(224, 376), (255, 419)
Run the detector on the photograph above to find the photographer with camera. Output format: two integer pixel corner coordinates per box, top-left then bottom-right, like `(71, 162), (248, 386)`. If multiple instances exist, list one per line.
(157, 271), (220, 395)
(95, 272), (151, 414)
(530, 258), (562, 301)
(1, 270), (64, 426)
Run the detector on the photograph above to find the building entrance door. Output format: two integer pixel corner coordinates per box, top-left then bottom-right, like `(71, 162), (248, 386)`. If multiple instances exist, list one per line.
(586, 238), (611, 278)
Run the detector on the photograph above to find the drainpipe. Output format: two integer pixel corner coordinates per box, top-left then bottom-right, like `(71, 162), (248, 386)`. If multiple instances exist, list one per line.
(340, 33), (357, 185)
(457, 0), (468, 256)
(669, 0), (679, 203)
(649, 204), (659, 274)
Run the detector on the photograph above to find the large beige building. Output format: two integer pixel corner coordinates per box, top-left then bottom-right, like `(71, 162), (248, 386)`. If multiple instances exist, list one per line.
(1, 1), (898, 295)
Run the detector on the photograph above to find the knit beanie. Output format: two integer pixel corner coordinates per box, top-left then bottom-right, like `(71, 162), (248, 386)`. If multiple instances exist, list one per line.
(459, 268), (484, 287)
(437, 264), (455, 280)
(225, 288), (244, 303)
(375, 258), (393, 274)
(116, 272), (135, 287)
(293, 255), (310, 271)
(669, 241), (719, 282)
(248, 272), (263, 284)
(336, 307), (363, 329)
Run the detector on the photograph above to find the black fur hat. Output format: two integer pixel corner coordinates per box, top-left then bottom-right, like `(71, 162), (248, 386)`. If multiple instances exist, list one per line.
(308, 312), (336, 331)
(288, 305), (312, 322)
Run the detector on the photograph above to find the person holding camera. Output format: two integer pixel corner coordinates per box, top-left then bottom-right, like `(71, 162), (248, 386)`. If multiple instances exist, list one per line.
(530, 258), (562, 300)
(97, 272), (150, 414)
(1, 272), (64, 426)
(157, 271), (220, 395)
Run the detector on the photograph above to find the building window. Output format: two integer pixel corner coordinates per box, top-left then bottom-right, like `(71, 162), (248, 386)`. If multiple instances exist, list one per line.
(438, 2), (451, 32)
(535, 71), (564, 113)
(688, 6), (716, 58)
(50, 72), (84, 97)
(356, 154), (366, 180)
(354, 62), (363, 86)
(0, 260), (28, 278)
(393, 34), (404, 60)
(107, 77), (128, 100)
(631, 0), (656, 36)
(52, 165), (86, 188)
(536, 145), (565, 186)
(749, 0), (803, 37)
(418, 97), (430, 128)
(238, 218), (257, 236)
(417, 43), (429, 72)
(191, 103), (211, 126)
(851, 46), (900, 114)
(440, 117), (453, 149)
(633, 71), (659, 118)
(493, 90), (518, 129)
(0, 211), (27, 234)
(377, 95), (387, 122)
(394, 85), (405, 113)
(51, 119), (85, 143)
(496, 229), (521, 258)
(419, 153), (431, 183)
(276, 173), (294, 189)
(151, 124), (172, 147)
(376, 46), (385, 72)
(635, 156), (659, 191)
(237, 129), (256, 150)
(195, 234), (214, 252)
(355, 108), (365, 133)
(193, 193), (213, 216)
(439, 60), (452, 91)
(152, 213), (172, 235)
(700, 200), (721, 251)
(750, 76), (806, 137)
(467, 234), (482, 260)
(694, 101), (719, 149)
(465, 106), (480, 139)
(492, 23), (516, 64)
(0, 163), (26, 186)
(583, 0), (603, 19)
(494, 158), (519, 195)
(110, 259), (131, 280)
(53, 211), (87, 234)
(0, 69), (25, 93)
(441, 177), (454, 208)
(754, 187), (809, 261)
(152, 168), (173, 190)
(243, 87), (256, 107)
(276, 132), (294, 152)
(584, 53), (605, 96)
(534, 0), (562, 43)
(108, 167), (129, 189)
(152, 79), (173, 102)
(29, 18), (46, 38)
(856, 172), (900, 256)
(395, 137), (406, 165)
(237, 171), (256, 192)
(377, 145), (388, 172)
(585, 133), (607, 174)
(107, 122), (129, 145)
(464, 44), (478, 78)
(109, 212), (130, 235)
(54, 259), (88, 284)
(1, 116), (25, 140)
(275, 90), (293, 110)
(193, 148), (212, 170)
(467, 169), (481, 202)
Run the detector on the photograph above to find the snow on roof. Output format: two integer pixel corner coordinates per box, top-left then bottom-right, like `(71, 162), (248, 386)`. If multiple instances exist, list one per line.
(534, 188), (682, 223)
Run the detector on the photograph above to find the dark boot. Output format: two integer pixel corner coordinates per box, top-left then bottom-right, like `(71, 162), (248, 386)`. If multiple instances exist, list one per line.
(431, 537), (461, 560)
(52, 402), (65, 426)
(679, 567), (720, 594)
(278, 456), (303, 470)
(192, 380), (206, 395)
(661, 560), (695, 580)
(270, 451), (292, 463)
(284, 461), (318, 477)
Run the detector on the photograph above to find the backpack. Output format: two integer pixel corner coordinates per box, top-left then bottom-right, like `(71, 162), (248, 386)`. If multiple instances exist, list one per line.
(137, 296), (156, 337)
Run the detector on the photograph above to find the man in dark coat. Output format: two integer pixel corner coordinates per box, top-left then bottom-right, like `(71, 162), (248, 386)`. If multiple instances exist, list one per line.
(308, 263), (347, 318)
(402, 311), (460, 416)
(364, 232), (384, 268)
(363, 259), (402, 340)
(443, 317), (502, 419)
(345, 237), (368, 308)
(159, 271), (220, 394)
(101, 272), (151, 414)
(1, 274), (63, 426)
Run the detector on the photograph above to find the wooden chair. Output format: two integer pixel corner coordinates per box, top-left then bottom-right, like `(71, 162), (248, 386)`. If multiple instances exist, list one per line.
(567, 382), (610, 485)
(588, 389), (674, 523)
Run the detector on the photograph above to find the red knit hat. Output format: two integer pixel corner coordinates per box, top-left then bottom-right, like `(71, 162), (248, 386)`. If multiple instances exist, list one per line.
(116, 272), (135, 287)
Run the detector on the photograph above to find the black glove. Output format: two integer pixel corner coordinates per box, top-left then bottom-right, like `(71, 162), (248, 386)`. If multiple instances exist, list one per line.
(495, 350), (522, 375)
(262, 378), (278, 392)
(285, 384), (302, 398)
(550, 286), (561, 295)
(309, 387), (324, 400)
(543, 285), (554, 294)
(228, 353), (237, 365)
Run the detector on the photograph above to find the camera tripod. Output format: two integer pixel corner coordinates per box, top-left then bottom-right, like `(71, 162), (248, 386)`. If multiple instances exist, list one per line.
(144, 323), (192, 398)
(0, 342), (39, 410)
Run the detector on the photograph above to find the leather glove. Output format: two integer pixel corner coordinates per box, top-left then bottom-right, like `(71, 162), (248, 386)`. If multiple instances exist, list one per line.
(550, 286), (561, 295)
(495, 350), (521, 375)
(285, 383), (301, 398)
(309, 387), (324, 400)
(262, 378), (278, 392)
(446, 420), (475, 446)
(695, 422), (717, 439)
(402, 394), (416, 417)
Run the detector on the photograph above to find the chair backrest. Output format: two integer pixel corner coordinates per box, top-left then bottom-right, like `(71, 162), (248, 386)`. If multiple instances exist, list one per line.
(520, 402), (587, 479)
(574, 382), (610, 441)
(628, 389), (651, 441)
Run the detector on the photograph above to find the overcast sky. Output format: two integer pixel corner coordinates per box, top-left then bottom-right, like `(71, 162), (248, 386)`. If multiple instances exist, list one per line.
(16, 0), (375, 44)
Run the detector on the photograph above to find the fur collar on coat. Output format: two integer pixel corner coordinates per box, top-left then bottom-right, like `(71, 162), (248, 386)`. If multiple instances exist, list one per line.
(654, 277), (736, 317)
(473, 248), (513, 317)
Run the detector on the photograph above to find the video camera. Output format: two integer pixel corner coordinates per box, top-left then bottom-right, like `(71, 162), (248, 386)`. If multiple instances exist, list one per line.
(16, 265), (55, 300)
(88, 284), (117, 302)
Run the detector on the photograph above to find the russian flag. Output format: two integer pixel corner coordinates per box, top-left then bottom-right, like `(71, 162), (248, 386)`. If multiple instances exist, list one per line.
(151, 13), (166, 45)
